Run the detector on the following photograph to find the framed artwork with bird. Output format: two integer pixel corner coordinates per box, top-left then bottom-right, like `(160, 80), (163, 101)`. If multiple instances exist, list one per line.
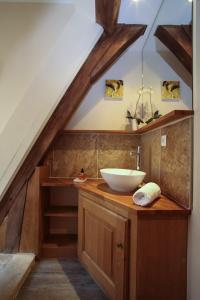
(105, 80), (124, 99)
(161, 80), (180, 100)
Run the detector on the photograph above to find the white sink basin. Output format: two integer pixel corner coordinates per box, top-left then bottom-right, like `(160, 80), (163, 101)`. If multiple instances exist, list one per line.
(100, 168), (146, 192)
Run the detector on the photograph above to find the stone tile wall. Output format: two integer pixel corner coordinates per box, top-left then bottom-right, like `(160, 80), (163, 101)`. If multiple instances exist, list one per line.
(46, 133), (141, 179)
(141, 117), (193, 208)
(44, 117), (193, 208)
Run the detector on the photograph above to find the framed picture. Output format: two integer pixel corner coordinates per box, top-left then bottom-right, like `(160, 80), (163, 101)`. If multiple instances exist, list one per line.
(161, 80), (180, 100)
(105, 80), (124, 100)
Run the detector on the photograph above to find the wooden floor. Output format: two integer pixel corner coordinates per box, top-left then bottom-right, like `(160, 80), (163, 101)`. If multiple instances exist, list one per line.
(17, 258), (107, 300)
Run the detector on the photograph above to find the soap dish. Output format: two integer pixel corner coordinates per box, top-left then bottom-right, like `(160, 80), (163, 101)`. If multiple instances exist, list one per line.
(73, 178), (87, 183)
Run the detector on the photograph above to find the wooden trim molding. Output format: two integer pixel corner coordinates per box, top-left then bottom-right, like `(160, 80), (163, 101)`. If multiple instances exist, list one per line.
(95, 0), (121, 34)
(155, 25), (192, 74)
(63, 110), (193, 135)
(135, 110), (194, 134)
(0, 23), (147, 225)
(62, 130), (138, 135)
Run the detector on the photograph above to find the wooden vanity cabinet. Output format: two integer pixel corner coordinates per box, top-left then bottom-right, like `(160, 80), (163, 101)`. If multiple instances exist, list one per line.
(78, 191), (129, 300)
(78, 188), (189, 300)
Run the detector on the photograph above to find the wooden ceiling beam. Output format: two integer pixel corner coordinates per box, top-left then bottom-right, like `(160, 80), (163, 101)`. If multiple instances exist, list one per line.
(0, 24), (147, 225)
(91, 24), (147, 82)
(95, 0), (121, 34)
(182, 25), (192, 41)
(155, 25), (192, 74)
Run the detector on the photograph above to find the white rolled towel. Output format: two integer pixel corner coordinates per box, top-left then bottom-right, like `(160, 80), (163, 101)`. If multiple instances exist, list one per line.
(133, 182), (161, 206)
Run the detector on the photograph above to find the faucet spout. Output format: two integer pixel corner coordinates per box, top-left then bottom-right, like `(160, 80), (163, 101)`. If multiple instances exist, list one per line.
(136, 146), (141, 170)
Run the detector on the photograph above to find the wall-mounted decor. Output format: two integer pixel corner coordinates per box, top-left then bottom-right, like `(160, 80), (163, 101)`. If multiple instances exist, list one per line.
(105, 80), (124, 100)
(161, 80), (180, 100)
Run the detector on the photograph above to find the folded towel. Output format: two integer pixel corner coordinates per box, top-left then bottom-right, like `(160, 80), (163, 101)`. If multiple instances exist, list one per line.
(133, 182), (161, 206)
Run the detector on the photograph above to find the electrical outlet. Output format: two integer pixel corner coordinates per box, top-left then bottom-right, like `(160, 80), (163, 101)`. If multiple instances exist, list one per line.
(161, 135), (167, 147)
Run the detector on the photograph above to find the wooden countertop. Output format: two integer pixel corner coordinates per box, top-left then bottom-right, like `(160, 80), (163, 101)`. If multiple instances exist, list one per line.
(41, 178), (190, 215)
(75, 179), (190, 216)
(41, 178), (74, 187)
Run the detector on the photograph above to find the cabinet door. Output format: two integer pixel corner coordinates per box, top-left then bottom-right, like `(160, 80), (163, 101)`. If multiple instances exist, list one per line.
(78, 193), (129, 300)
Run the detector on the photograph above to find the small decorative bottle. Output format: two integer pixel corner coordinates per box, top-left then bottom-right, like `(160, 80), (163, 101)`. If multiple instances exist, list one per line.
(78, 168), (87, 180)
(132, 118), (138, 131)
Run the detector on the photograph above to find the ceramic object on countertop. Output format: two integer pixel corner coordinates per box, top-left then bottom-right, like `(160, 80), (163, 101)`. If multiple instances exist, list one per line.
(100, 168), (146, 192)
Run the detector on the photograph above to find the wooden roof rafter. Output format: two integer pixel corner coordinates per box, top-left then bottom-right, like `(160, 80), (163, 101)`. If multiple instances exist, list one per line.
(95, 0), (121, 34)
(155, 25), (192, 74)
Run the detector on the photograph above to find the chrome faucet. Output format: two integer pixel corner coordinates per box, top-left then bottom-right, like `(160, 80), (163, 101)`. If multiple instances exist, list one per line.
(130, 146), (141, 170)
(136, 146), (141, 170)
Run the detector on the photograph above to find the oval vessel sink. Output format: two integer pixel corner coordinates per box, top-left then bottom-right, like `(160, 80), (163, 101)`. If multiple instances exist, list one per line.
(100, 168), (146, 192)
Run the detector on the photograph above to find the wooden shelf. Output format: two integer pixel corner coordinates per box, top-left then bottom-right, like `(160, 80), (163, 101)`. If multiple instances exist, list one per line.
(42, 234), (77, 258)
(40, 179), (78, 258)
(41, 178), (74, 187)
(43, 234), (77, 247)
(62, 129), (137, 135)
(63, 110), (193, 136)
(134, 110), (193, 134)
(44, 206), (78, 217)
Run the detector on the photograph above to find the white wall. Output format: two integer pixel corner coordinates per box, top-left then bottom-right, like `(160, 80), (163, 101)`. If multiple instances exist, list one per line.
(142, 0), (192, 118)
(67, 44), (192, 130)
(0, 1), (102, 200)
(142, 51), (192, 117)
(0, 2), (74, 133)
(67, 47), (143, 130)
(67, 0), (192, 130)
(188, 1), (200, 299)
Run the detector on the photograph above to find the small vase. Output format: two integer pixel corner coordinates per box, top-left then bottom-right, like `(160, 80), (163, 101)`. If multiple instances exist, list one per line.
(131, 119), (138, 131)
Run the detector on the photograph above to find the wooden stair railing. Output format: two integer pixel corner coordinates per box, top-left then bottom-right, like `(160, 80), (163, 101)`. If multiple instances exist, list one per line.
(0, 2), (147, 253)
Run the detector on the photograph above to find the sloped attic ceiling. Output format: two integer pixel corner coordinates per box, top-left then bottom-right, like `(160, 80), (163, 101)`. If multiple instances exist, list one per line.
(0, 0), (147, 225)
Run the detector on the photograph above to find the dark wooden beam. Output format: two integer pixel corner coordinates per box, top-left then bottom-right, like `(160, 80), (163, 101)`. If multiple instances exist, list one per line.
(182, 25), (192, 41)
(4, 184), (27, 252)
(91, 24), (146, 82)
(0, 24), (146, 225)
(95, 0), (121, 34)
(20, 166), (49, 256)
(155, 25), (192, 74)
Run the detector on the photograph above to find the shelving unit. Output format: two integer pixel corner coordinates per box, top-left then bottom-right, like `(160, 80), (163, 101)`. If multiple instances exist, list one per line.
(134, 110), (193, 134)
(40, 179), (78, 258)
(44, 206), (78, 217)
(63, 110), (193, 135)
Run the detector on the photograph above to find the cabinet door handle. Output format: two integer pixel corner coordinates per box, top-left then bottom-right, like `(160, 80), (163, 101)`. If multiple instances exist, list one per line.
(117, 242), (124, 249)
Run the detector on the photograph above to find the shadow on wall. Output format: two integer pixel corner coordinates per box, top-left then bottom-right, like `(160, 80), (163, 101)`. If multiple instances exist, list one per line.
(143, 50), (192, 109)
(155, 39), (192, 88)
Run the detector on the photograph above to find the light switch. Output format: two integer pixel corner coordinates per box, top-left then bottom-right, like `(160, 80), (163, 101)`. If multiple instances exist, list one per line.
(161, 135), (167, 147)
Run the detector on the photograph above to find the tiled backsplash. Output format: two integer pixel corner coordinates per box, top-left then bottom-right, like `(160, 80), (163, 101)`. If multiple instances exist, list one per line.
(45, 133), (141, 179)
(141, 117), (193, 208)
(44, 117), (193, 208)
